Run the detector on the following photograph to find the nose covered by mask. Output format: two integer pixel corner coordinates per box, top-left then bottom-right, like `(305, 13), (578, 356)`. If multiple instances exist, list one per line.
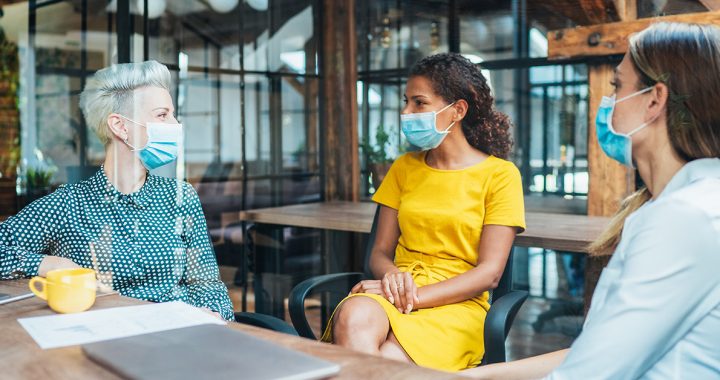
(595, 87), (653, 168)
(120, 116), (183, 170)
(401, 102), (456, 150)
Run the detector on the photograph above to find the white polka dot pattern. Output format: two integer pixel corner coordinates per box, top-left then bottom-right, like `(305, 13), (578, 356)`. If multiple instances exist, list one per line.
(0, 169), (234, 320)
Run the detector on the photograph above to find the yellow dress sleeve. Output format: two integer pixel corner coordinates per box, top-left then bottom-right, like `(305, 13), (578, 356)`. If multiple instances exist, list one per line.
(371, 154), (406, 210)
(484, 161), (526, 232)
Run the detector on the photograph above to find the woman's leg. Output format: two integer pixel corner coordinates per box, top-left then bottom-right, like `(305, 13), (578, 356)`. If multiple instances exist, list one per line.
(332, 296), (390, 355)
(379, 331), (413, 363)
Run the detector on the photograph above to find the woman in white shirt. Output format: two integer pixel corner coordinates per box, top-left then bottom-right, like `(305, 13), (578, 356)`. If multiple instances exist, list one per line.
(464, 22), (720, 379)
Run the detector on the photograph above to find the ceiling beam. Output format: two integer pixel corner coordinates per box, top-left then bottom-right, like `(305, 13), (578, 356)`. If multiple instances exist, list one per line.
(548, 10), (720, 59)
(529, 0), (616, 25)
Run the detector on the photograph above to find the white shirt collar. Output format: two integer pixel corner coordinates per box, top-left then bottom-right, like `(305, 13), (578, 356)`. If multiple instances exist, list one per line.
(657, 158), (720, 200)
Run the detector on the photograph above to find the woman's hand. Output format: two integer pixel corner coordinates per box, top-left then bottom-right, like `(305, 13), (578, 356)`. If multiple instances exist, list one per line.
(350, 280), (387, 297)
(382, 271), (419, 314)
(200, 307), (223, 321)
(38, 256), (81, 277)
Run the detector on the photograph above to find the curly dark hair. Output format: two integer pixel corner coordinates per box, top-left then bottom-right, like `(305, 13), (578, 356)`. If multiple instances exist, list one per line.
(409, 52), (513, 158)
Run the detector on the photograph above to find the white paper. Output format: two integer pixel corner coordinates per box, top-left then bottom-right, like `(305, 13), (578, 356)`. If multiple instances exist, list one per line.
(18, 301), (226, 349)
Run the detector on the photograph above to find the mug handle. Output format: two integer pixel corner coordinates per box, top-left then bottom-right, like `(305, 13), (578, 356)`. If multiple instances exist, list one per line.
(29, 277), (48, 300)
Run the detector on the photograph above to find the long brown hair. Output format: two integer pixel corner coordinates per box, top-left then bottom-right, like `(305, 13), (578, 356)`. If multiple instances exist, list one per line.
(589, 22), (720, 256)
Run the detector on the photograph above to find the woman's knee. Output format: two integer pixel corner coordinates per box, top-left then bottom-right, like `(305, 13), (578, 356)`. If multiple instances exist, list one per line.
(333, 296), (388, 337)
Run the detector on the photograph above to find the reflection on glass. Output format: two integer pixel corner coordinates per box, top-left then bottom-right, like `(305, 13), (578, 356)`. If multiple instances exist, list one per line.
(4, 1), (114, 187)
(460, 11), (515, 61)
(521, 65), (588, 197)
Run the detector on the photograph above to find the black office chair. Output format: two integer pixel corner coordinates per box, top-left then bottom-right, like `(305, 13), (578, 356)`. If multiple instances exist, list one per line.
(234, 312), (299, 336)
(288, 205), (528, 365)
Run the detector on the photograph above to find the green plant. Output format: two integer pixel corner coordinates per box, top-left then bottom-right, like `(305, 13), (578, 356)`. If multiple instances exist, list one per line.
(361, 125), (394, 164)
(27, 166), (55, 190)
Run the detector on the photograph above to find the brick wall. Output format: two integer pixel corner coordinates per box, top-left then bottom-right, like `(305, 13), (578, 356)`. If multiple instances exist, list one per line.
(0, 32), (20, 217)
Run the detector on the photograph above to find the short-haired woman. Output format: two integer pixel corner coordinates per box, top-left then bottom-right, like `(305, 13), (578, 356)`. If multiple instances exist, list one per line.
(0, 60), (234, 320)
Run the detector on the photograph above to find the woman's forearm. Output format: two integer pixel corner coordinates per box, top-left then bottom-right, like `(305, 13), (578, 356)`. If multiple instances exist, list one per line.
(369, 250), (399, 279)
(414, 265), (499, 309)
(462, 349), (569, 380)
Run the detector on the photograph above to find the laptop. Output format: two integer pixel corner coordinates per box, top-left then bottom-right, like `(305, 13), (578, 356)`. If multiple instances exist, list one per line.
(82, 324), (341, 380)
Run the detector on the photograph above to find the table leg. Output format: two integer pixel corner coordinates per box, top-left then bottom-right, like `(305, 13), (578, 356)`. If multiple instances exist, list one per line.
(252, 224), (289, 319)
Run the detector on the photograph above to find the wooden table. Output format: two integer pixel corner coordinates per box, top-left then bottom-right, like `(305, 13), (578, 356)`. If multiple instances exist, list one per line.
(0, 280), (459, 380)
(239, 201), (611, 253)
(239, 201), (610, 318)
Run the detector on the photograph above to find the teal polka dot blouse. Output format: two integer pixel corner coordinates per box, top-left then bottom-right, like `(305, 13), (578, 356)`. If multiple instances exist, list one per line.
(0, 168), (234, 320)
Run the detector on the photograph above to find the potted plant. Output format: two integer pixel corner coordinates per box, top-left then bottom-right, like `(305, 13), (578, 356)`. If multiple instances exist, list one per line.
(361, 125), (397, 190)
(26, 165), (56, 202)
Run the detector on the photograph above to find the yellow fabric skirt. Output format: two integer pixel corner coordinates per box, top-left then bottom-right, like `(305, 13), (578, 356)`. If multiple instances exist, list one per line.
(320, 250), (490, 371)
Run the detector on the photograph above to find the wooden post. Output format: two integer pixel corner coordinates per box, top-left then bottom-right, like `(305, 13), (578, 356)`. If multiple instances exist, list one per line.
(320, 0), (361, 283)
(305, 38), (319, 173)
(321, 0), (359, 202)
(584, 64), (635, 310)
(587, 65), (636, 218)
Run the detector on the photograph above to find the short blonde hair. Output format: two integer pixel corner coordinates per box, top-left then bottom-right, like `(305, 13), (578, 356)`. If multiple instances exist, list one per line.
(79, 60), (171, 145)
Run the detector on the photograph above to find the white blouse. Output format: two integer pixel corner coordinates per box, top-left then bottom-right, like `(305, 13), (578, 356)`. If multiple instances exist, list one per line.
(546, 158), (720, 380)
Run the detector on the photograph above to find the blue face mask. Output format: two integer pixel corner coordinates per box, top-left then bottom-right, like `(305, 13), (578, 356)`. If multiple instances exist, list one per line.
(595, 87), (653, 168)
(120, 116), (183, 170)
(401, 102), (456, 150)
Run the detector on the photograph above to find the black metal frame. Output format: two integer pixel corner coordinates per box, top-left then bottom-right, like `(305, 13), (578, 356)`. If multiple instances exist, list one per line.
(355, 0), (623, 201)
(27, 0), (323, 199)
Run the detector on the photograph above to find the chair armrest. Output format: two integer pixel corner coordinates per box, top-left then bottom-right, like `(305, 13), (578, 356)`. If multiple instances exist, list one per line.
(234, 312), (299, 336)
(482, 290), (529, 365)
(289, 272), (365, 339)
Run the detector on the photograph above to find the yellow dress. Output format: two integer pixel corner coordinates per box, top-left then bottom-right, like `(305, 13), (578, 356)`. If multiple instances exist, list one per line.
(321, 152), (526, 371)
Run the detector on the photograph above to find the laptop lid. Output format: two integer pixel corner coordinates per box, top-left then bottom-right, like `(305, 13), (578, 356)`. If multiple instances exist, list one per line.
(82, 324), (340, 380)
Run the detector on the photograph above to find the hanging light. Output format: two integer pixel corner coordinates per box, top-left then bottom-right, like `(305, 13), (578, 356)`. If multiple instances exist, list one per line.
(246, 0), (268, 11)
(380, 17), (391, 49)
(430, 21), (440, 51)
(208, 0), (239, 13)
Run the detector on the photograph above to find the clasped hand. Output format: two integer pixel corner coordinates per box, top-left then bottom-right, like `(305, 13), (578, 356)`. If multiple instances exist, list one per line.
(350, 271), (419, 314)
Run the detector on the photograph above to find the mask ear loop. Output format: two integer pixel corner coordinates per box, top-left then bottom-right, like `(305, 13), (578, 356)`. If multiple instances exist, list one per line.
(435, 101), (456, 115)
(615, 86), (654, 103)
(118, 115), (147, 152)
(123, 137), (140, 152)
(617, 87), (657, 137)
(441, 121), (456, 133)
(626, 113), (659, 137)
(436, 102), (457, 133)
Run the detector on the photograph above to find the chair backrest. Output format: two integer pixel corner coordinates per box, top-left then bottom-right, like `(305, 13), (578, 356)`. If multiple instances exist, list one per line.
(363, 204), (514, 300)
(362, 205), (382, 278)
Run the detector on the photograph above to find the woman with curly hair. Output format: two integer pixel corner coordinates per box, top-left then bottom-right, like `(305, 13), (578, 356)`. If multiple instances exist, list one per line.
(320, 52), (526, 371)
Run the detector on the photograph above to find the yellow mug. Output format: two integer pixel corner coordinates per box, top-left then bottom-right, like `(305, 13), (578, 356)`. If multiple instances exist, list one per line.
(29, 268), (97, 313)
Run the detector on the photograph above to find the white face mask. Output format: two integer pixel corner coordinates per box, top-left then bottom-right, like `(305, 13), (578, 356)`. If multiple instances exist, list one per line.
(119, 115), (183, 170)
